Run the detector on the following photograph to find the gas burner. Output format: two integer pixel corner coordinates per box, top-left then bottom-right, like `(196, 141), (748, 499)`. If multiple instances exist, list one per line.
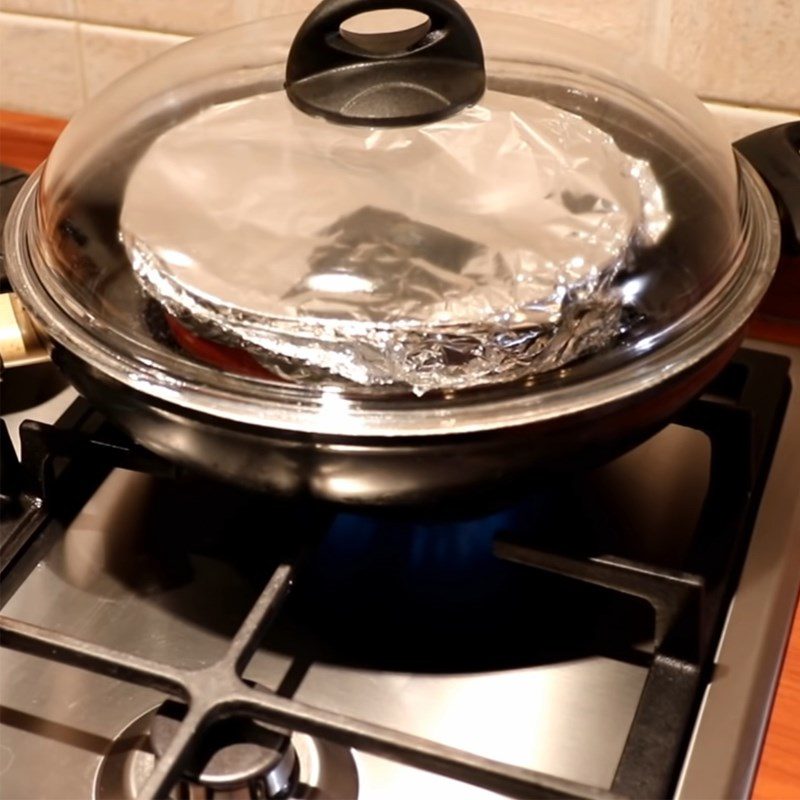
(150, 699), (298, 797)
(94, 703), (359, 800)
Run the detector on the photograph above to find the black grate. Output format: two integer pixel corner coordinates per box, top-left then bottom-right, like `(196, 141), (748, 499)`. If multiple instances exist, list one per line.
(0, 348), (791, 799)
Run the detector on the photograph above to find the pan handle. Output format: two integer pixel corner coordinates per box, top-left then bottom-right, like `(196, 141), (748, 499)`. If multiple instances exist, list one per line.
(284, 0), (486, 127)
(735, 122), (800, 324)
(734, 121), (800, 257)
(0, 292), (49, 371)
(1, 166), (49, 373)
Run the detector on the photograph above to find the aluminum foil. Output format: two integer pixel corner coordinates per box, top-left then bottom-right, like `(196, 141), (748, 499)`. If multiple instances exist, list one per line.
(121, 90), (670, 394)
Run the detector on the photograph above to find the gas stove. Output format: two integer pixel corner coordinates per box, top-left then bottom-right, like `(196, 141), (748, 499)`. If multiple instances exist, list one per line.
(1, 337), (798, 800)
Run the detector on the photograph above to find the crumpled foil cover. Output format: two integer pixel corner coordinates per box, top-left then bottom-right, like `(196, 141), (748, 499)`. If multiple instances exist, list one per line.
(121, 90), (670, 394)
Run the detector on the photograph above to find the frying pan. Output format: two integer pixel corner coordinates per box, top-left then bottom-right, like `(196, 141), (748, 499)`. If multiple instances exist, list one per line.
(1, 2), (795, 505)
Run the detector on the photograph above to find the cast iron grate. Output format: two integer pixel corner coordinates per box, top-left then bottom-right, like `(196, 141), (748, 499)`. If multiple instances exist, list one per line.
(0, 348), (791, 799)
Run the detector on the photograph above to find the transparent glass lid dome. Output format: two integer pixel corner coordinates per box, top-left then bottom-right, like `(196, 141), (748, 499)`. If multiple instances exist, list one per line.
(16, 0), (770, 419)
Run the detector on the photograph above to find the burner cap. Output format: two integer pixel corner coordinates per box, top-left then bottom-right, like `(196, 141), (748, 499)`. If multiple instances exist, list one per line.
(150, 699), (297, 796)
(94, 703), (360, 800)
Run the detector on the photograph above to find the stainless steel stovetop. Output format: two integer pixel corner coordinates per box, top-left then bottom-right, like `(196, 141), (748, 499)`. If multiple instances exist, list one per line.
(1, 340), (799, 800)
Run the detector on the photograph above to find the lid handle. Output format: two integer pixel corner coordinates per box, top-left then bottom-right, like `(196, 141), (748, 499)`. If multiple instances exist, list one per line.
(284, 0), (486, 127)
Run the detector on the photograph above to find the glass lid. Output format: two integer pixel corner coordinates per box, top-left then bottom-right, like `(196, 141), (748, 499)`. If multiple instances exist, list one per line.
(6, 0), (779, 430)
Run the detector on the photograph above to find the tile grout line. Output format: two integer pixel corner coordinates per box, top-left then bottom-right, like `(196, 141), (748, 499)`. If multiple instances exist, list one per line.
(70, 0), (89, 108)
(647, 0), (672, 69)
(77, 18), (193, 39)
(0, 6), (67, 21)
(0, 8), (71, 24)
(701, 97), (800, 117)
(0, 7), (194, 38)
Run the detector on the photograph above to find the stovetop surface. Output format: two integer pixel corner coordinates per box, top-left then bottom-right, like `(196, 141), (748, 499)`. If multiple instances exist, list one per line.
(3, 463), (660, 796)
(1, 341), (799, 800)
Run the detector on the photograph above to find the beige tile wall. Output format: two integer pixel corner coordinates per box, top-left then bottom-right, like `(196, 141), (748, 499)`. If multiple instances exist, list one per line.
(0, 0), (798, 123)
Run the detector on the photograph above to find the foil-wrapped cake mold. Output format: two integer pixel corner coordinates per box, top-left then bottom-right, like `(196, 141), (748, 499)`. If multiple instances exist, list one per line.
(121, 90), (670, 393)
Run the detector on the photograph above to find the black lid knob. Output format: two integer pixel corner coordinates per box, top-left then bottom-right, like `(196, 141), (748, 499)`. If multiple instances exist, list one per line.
(284, 0), (486, 127)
